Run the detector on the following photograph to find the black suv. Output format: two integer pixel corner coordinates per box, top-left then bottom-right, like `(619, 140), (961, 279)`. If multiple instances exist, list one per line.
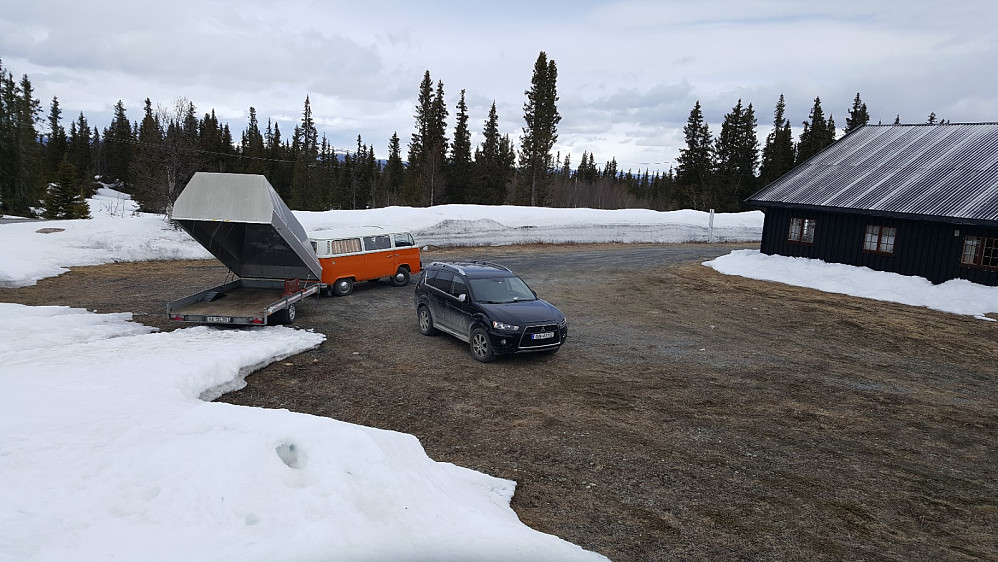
(413, 261), (568, 362)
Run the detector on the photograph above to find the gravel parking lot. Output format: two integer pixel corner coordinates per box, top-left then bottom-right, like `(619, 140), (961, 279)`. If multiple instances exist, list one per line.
(4, 243), (996, 561)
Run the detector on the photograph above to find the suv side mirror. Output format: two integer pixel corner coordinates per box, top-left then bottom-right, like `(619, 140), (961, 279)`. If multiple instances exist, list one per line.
(457, 293), (467, 303)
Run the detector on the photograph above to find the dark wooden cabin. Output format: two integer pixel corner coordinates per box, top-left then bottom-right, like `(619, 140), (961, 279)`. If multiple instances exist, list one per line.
(746, 123), (998, 286)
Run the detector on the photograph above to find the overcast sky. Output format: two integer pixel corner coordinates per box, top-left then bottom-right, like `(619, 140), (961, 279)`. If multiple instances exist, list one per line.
(2, 0), (996, 173)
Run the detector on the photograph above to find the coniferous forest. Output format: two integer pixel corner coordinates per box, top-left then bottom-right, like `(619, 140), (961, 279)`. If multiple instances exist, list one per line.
(2, 52), (920, 219)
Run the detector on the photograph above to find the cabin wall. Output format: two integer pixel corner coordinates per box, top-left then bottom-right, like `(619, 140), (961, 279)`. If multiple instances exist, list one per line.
(759, 207), (998, 286)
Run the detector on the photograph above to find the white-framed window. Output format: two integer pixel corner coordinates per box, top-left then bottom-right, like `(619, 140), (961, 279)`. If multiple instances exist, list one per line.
(863, 225), (897, 254)
(788, 218), (816, 244)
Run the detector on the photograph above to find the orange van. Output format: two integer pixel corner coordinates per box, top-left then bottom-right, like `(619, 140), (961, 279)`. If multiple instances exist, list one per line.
(309, 227), (422, 296)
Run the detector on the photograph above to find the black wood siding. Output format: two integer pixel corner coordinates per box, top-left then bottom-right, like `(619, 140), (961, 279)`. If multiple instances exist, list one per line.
(759, 207), (998, 286)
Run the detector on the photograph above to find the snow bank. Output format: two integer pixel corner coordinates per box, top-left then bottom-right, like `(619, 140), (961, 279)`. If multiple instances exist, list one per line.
(296, 205), (764, 246)
(0, 304), (605, 561)
(705, 249), (998, 319)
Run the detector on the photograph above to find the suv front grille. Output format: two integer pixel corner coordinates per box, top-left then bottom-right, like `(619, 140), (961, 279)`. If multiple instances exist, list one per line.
(518, 324), (562, 349)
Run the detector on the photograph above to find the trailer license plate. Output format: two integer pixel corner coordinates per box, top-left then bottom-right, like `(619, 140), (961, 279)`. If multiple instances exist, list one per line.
(206, 316), (231, 323)
(532, 331), (554, 340)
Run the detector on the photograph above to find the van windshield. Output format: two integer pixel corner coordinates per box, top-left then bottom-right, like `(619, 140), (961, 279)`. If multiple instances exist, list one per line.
(469, 276), (535, 303)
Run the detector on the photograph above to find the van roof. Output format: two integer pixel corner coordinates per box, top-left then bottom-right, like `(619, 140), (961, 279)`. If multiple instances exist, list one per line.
(309, 226), (408, 240)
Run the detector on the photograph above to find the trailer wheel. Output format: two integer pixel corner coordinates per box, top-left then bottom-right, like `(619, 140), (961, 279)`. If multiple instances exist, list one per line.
(332, 278), (354, 296)
(272, 303), (296, 325)
(391, 266), (411, 287)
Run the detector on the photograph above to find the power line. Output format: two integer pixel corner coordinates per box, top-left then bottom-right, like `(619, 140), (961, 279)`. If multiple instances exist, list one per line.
(101, 135), (354, 164)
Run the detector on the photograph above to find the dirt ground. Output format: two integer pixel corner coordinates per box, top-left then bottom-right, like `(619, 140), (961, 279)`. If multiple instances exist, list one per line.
(3, 243), (996, 561)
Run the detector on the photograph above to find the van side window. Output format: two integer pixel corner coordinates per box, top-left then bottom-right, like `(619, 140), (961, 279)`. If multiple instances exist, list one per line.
(394, 233), (414, 247)
(364, 235), (391, 251)
(429, 270), (454, 292)
(331, 238), (361, 254)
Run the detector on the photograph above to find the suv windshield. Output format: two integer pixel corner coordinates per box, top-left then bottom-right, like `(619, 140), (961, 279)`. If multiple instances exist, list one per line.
(469, 275), (536, 303)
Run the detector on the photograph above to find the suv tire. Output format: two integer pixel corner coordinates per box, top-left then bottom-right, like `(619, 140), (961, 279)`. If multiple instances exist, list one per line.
(470, 326), (495, 363)
(417, 305), (438, 335)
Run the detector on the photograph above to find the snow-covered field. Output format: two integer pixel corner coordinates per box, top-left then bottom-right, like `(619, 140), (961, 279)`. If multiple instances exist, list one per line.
(2, 188), (996, 561)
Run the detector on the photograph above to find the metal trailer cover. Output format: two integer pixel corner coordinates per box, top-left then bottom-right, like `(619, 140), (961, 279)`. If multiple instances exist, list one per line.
(171, 172), (322, 280)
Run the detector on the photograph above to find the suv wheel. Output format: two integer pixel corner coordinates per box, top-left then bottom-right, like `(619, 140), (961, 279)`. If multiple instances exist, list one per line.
(417, 305), (438, 335)
(470, 327), (495, 363)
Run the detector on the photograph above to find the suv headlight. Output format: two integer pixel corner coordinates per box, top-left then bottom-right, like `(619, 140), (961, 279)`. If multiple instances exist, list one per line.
(492, 320), (520, 332)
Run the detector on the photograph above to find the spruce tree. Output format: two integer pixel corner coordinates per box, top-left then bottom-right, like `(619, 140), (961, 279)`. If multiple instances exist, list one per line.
(240, 107), (267, 175)
(714, 99), (759, 210)
(560, 153), (572, 180)
(44, 97), (67, 182)
(844, 93), (870, 135)
(0, 59), (21, 215)
(675, 100), (713, 210)
(43, 159), (90, 219)
(290, 95), (319, 209)
(518, 51), (561, 206)
(129, 98), (167, 212)
(797, 97), (835, 163)
(67, 112), (93, 184)
(104, 100), (133, 187)
(405, 71), (434, 205)
(425, 80), (449, 205)
(384, 132), (404, 206)
(0, 72), (44, 216)
(447, 89), (472, 203)
(349, 134), (378, 209)
(314, 135), (339, 210)
(473, 101), (515, 205)
(603, 158), (618, 180)
(759, 94), (796, 187)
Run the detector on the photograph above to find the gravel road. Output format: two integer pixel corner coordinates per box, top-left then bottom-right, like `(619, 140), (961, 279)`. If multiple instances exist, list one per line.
(3, 242), (995, 561)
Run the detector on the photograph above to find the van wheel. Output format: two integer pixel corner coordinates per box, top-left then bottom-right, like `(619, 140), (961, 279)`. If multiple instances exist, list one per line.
(470, 327), (495, 363)
(391, 267), (411, 287)
(417, 305), (438, 336)
(332, 278), (353, 296)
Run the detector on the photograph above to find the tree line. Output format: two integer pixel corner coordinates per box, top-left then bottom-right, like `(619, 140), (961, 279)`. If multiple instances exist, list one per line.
(0, 55), (947, 219)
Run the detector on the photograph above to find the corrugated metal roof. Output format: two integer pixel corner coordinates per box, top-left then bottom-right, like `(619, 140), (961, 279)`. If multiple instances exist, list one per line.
(747, 123), (998, 224)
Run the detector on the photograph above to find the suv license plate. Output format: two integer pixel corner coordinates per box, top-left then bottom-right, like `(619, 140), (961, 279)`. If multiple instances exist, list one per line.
(532, 331), (554, 340)
(206, 316), (231, 323)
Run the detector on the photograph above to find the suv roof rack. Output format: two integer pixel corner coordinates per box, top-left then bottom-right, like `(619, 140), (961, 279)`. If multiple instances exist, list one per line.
(429, 260), (513, 274)
(463, 260), (511, 272)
